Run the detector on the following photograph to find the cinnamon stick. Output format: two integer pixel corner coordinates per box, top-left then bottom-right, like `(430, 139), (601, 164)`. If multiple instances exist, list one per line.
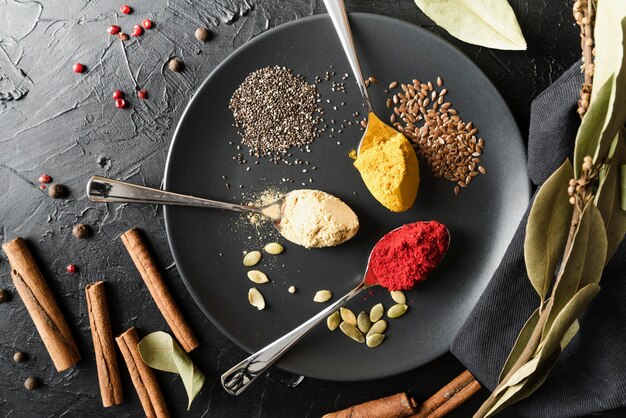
(85, 281), (123, 407)
(120, 228), (198, 352)
(322, 393), (417, 418)
(409, 370), (481, 418)
(116, 327), (170, 418)
(322, 370), (481, 418)
(2, 237), (80, 371)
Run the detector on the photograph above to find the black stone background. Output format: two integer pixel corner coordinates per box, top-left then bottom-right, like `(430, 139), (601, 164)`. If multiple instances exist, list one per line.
(0, 0), (580, 417)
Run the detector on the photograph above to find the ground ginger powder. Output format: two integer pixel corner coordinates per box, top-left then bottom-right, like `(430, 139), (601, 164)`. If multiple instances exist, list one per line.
(354, 127), (420, 212)
(278, 190), (359, 248)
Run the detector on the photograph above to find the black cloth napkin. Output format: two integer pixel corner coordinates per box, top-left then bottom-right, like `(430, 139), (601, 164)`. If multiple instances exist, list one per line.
(451, 62), (626, 418)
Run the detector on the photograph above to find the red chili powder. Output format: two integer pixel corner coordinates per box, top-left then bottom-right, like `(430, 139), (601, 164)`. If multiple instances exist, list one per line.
(368, 221), (449, 291)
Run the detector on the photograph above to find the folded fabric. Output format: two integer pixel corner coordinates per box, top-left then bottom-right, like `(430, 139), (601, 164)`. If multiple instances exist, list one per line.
(451, 62), (626, 418)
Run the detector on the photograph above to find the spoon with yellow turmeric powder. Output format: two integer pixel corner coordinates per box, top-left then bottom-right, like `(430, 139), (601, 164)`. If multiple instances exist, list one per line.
(324, 0), (420, 212)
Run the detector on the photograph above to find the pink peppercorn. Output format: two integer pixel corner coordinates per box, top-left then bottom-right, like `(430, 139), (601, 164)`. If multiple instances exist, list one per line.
(112, 90), (124, 99)
(137, 89), (148, 99)
(120, 5), (131, 14)
(107, 25), (121, 35)
(131, 25), (142, 37)
(141, 19), (153, 29)
(66, 264), (76, 274)
(73, 63), (84, 73)
(115, 98), (127, 109)
(38, 174), (51, 183)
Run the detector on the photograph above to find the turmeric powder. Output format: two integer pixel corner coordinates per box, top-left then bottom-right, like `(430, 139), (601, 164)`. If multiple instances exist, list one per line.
(353, 113), (420, 212)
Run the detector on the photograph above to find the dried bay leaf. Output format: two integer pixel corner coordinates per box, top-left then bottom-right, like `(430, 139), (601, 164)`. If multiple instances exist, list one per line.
(524, 160), (573, 301)
(577, 10), (626, 171)
(498, 307), (541, 384)
(574, 76), (616, 176)
(545, 205), (607, 337)
(596, 135), (626, 261)
(138, 331), (205, 409)
(414, 0), (526, 50)
(621, 164), (626, 211)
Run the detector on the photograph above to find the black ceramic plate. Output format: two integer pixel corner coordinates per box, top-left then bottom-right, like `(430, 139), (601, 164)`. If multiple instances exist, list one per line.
(164, 13), (530, 381)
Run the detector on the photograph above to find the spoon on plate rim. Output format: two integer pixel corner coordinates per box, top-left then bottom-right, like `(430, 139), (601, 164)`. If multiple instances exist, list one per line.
(220, 222), (450, 395)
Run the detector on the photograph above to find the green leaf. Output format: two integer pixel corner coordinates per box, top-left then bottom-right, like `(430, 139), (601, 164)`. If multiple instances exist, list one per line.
(545, 205), (607, 336)
(621, 164), (626, 211)
(138, 331), (205, 410)
(574, 76), (616, 177)
(413, 0), (526, 50)
(575, 9), (626, 172)
(525, 160), (574, 301)
(498, 307), (540, 384)
(593, 4), (626, 99)
(595, 135), (626, 262)
(541, 284), (600, 361)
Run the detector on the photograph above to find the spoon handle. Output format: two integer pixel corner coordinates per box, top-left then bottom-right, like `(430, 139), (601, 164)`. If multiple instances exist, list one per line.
(323, 0), (374, 113)
(221, 281), (366, 395)
(87, 176), (257, 214)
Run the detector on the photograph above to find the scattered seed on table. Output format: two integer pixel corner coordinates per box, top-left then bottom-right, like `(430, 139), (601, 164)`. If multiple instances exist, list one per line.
(38, 174), (51, 183)
(13, 351), (27, 363)
(112, 90), (124, 99)
(115, 98), (126, 109)
(24, 377), (39, 390)
(72, 63), (84, 73)
(137, 89), (148, 99)
(0, 289), (8, 303)
(168, 58), (184, 72)
(142, 19), (153, 29)
(120, 4), (132, 14)
(66, 264), (77, 274)
(288, 286), (297, 294)
(107, 25), (120, 35)
(389, 81), (398, 89)
(131, 25), (143, 37)
(72, 224), (91, 239)
(48, 184), (68, 199)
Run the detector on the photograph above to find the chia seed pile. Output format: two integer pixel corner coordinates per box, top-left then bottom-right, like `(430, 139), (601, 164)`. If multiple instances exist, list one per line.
(230, 66), (321, 162)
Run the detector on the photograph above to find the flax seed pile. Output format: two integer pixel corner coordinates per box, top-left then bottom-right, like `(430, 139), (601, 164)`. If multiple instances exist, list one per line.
(230, 66), (320, 162)
(386, 77), (486, 194)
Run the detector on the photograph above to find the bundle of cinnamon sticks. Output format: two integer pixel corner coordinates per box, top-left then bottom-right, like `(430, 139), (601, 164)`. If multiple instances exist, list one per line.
(2, 228), (198, 417)
(323, 370), (481, 418)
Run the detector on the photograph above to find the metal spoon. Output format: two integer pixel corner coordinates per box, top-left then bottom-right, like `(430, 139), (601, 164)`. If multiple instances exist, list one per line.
(323, 0), (401, 154)
(220, 222), (449, 395)
(87, 175), (285, 228)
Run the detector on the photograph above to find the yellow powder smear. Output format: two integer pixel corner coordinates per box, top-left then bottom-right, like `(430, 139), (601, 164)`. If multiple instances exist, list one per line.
(354, 114), (420, 212)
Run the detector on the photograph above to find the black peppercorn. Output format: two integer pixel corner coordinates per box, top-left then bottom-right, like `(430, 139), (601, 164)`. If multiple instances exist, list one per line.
(13, 351), (27, 363)
(168, 58), (184, 72)
(24, 377), (38, 390)
(195, 27), (211, 42)
(72, 224), (91, 239)
(48, 183), (68, 199)
(0, 288), (7, 303)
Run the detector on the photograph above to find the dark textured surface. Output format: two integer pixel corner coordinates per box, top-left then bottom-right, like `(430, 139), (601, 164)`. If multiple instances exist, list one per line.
(0, 1), (579, 417)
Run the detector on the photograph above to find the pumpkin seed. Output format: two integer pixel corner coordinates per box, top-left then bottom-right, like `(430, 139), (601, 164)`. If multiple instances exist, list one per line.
(243, 251), (262, 267)
(357, 311), (372, 334)
(248, 288), (265, 310)
(367, 319), (387, 338)
(388, 303), (408, 319)
(339, 322), (365, 343)
(366, 333), (385, 348)
(327, 311), (340, 331)
(370, 303), (384, 322)
(247, 270), (269, 283)
(264, 242), (284, 255)
(340, 307), (357, 326)
(390, 290), (406, 304)
(313, 290), (332, 303)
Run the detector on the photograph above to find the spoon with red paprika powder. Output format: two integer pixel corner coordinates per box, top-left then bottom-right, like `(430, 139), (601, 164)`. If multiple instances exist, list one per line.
(221, 221), (450, 395)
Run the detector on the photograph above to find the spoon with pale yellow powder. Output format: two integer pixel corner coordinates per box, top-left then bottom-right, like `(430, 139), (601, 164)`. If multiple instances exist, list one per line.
(324, 0), (420, 212)
(87, 176), (359, 248)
